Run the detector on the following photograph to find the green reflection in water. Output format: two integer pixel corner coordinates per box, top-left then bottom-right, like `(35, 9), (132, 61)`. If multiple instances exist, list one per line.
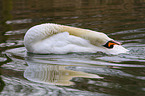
(0, 0), (13, 93)
(0, 69), (5, 93)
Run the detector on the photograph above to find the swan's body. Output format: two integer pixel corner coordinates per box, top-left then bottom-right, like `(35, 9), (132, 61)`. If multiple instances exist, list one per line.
(24, 23), (128, 54)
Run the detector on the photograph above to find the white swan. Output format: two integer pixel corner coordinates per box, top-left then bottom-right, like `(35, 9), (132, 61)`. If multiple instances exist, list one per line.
(24, 23), (128, 54)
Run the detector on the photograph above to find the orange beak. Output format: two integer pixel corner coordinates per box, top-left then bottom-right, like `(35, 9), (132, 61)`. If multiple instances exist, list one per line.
(108, 40), (122, 47)
(103, 40), (121, 49)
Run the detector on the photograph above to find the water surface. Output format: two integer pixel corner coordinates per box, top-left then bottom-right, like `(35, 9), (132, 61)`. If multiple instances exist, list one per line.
(0, 0), (145, 96)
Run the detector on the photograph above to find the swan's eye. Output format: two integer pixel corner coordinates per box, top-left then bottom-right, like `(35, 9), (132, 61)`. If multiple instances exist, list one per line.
(103, 40), (121, 49)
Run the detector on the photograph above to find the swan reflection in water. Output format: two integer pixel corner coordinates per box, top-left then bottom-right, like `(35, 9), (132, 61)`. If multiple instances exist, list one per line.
(24, 54), (102, 86)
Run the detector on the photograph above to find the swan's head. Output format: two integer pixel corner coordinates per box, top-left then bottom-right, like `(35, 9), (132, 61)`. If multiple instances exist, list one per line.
(89, 32), (128, 54)
(88, 32), (121, 49)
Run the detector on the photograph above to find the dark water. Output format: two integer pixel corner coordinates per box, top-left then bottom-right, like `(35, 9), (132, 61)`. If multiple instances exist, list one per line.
(0, 0), (145, 96)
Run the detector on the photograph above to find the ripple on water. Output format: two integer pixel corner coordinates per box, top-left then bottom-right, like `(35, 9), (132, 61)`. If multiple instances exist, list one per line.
(1, 27), (145, 96)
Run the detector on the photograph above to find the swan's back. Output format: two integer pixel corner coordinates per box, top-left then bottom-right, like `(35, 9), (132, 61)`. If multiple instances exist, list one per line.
(24, 23), (62, 52)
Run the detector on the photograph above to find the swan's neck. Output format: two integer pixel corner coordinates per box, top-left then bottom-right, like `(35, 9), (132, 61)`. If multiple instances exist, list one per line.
(62, 25), (111, 46)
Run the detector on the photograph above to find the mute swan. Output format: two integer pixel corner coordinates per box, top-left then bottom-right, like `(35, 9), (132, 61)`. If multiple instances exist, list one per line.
(24, 23), (128, 54)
